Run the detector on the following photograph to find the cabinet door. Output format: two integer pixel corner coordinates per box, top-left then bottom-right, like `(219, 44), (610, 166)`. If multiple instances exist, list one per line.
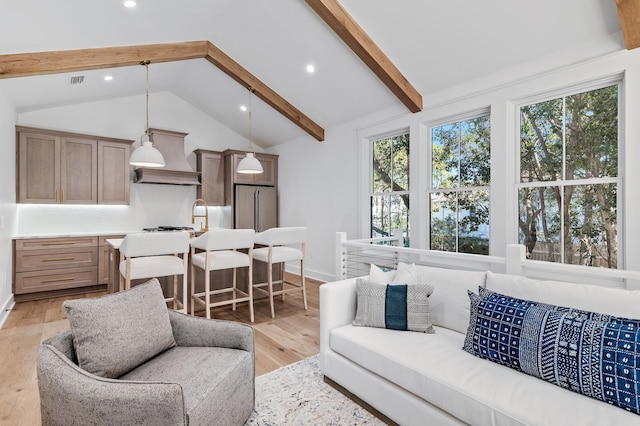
(230, 153), (277, 186)
(98, 141), (131, 204)
(197, 151), (225, 205)
(60, 137), (98, 204)
(18, 132), (61, 203)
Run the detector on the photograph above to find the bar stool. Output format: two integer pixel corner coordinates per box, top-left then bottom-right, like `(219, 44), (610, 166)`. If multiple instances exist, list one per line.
(190, 229), (256, 322)
(253, 226), (307, 318)
(118, 231), (190, 313)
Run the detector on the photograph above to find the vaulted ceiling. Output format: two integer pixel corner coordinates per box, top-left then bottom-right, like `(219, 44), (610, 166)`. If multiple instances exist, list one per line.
(0, 0), (629, 148)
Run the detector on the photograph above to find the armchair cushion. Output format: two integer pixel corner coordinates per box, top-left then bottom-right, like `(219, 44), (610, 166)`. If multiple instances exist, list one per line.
(63, 278), (176, 378)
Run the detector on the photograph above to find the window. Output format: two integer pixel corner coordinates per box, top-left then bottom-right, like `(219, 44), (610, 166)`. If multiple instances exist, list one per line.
(370, 133), (409, 244)
(430, 115), (490, 254)
(518, 84), (619, 268)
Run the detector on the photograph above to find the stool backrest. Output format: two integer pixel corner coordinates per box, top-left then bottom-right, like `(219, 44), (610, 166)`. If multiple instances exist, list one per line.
(254, 226), (306, 247)
(119, 232), (190, 258)
(190, 229), (255, 251)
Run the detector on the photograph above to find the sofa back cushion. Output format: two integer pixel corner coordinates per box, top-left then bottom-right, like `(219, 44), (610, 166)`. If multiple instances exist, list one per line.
(63, 278), (176, 378)
(411, 264), (487, 333)
(486, 271), (640, 318)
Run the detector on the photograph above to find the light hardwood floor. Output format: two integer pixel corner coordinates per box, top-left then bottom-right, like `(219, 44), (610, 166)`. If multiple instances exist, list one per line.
(0, 273), (322, 426)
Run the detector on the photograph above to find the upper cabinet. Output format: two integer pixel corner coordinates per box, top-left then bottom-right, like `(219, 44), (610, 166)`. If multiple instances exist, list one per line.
(195, 149), (225, 206)
(16, 127), (132, 205)
(223, 149), (278, 187)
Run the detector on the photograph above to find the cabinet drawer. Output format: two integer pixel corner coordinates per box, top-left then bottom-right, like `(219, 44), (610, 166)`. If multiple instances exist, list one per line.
(15, 247), (98, 272)
(15, 267), (98, 294)
(15, 236), (97, 251)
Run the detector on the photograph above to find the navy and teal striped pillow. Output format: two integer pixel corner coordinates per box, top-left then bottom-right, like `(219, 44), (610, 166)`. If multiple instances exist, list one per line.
(353, 279), (434, 333)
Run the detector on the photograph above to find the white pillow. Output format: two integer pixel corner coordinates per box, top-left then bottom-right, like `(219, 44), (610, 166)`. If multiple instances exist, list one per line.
(486, 271), (640, 319)
(369, 263), (417, 285)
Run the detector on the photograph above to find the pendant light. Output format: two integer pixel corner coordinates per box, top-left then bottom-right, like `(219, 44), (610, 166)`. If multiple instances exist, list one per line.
(237, 88), (264, 174)
(129, 60), (165, 168)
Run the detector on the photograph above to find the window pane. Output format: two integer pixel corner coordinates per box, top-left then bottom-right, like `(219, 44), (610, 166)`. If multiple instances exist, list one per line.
(371, 195), (389, 238)
(460, 117), (491, 187)
(565, 183), (617, 268)
(565, 86), (618, 180)
(518, 186), (561, 262)
(371, 194), (410, 241)
(392, 134), (410, 190)
(520, 98), (563, 182)
(458, 190), (489, 254)
(372, 139), (391, 193)
(430, 192), (457, 252)
(432, 123), (459, 189)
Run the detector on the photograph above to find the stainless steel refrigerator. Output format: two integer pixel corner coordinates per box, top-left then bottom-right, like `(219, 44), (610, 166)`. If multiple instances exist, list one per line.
(234, 185), (278, 231)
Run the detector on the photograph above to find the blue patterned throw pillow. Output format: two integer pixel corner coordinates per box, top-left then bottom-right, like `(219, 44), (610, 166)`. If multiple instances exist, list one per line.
(463, 289), (640, 415)
(353, 278), (434, 333)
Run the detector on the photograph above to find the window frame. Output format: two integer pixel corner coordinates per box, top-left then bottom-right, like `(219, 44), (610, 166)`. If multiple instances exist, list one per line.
(514, 77), (623, 268)
(426, 108), (491, 255)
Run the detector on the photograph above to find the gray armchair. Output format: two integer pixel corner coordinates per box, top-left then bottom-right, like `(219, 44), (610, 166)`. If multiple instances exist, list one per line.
(37, 309), (255, 426)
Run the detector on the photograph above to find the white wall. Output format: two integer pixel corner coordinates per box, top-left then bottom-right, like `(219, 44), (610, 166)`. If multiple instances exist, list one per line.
(0, 88), (17, 322)
(16, 92), (247, 234)
(273, 46), (640, 281)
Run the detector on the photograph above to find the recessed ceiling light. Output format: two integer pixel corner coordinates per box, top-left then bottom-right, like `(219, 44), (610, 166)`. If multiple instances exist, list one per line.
(124, 1), (136, 8)
(240, 105), (247, 112)
(306, 64), (315, 73)
(104, 75), (113, 81)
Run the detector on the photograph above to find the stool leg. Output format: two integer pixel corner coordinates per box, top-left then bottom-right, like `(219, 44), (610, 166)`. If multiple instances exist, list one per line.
(248, 260), (254, 323)
(232, 267), (237, 311)
(301, 258), (308, 310)
(280, 262), (286, 301)
(173, 274), (178, 310)
(268, 260), (275, 319)
(205, 267), (211, 319)
(190, 259), (196, 316)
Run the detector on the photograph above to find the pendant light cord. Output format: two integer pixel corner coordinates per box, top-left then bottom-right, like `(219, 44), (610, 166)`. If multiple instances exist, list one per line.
(248, 88), (253, 151)
(144, 60), (150, 137)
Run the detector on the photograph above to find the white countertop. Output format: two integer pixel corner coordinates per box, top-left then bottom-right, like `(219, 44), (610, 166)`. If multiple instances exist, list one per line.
(13, 230), (141, 240)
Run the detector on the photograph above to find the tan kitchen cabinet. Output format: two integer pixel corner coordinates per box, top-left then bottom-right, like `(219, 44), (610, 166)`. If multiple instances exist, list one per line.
(195, 149), (225, 206)
(16, 126), (132, 205)
(13, 237), (99, 301)
(223, 149), (278, 188)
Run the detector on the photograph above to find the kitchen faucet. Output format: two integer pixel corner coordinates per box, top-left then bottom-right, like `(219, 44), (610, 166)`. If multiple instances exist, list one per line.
(191, 198), (209, 232)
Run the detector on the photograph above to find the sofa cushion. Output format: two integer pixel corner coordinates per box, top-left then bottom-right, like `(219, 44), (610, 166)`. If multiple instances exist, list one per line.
(463, 288), (640, 415)
(486, 271), (640, 318)
(353, 278), (434, 333)
(330, 323), (639, 425)
(412, 265), (487, 333)
(369, 262), (417, 285)
(120, 346), (254, 425)
(63, 279), (176, 378)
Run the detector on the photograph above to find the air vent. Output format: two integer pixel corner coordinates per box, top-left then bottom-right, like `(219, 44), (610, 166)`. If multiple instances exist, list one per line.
(69, 75), (85, 85)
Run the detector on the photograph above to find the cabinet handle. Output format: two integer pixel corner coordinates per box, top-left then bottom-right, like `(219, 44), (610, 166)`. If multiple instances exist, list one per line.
(42, 257), (75, 262)
(42, 242), (76, 246)
(41, 277), (75, 284)
(61, 190), (65, 202)
(126, 192), (129, 203)
(55, 190), (58, 202)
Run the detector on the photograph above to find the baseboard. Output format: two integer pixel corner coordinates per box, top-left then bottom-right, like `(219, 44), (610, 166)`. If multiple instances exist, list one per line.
(0, 293), (15, 330)
(285, 265), (335, 283)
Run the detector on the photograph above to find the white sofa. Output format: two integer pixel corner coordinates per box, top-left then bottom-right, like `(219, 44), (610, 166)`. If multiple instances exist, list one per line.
(320, 265), (640, 426)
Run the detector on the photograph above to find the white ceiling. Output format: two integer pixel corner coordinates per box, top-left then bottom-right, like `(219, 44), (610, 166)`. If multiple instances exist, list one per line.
(0, 0), (624, 148)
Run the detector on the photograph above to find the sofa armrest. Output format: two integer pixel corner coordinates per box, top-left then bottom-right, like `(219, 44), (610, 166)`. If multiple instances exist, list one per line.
(37, 345), (186, 426)
(319, 277), (358, 357)
(168, 309), (254, 354)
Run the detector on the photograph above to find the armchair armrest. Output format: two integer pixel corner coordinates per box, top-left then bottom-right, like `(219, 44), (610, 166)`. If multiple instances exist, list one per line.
(168, 310), (254, 354)
(37, 345), (186, 426)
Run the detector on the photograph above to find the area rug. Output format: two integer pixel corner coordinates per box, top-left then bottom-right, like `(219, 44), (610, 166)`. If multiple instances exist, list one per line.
(245, 354), (385, 425)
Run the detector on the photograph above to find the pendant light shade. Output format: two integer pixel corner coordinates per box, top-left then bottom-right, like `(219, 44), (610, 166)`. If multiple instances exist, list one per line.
(130, 60), (165, 168)
(237, 88), (264, 174)
(237, 152), (263, 174)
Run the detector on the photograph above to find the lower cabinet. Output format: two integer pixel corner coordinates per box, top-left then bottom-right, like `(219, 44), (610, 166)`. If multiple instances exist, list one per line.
(13, 235), (124, 302)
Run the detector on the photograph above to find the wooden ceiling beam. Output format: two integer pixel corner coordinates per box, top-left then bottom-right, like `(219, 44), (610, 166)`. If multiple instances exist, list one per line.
(0, 41), (209, 78)
(0, 41), (325, 141)
(205, 42), (324, 141)
(305, 0), (422, 113)
(616, 0), (640, 50)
